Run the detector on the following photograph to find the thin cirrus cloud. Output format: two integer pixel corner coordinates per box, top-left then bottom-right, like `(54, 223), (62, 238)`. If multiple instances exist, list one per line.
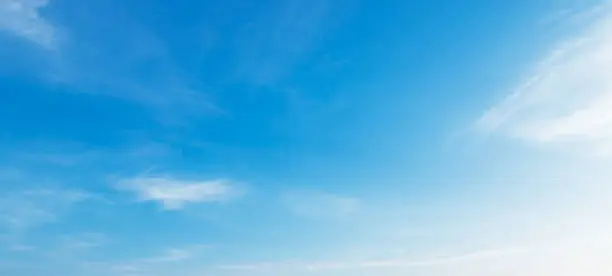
(282, 190), (360, 219)
(0, 0), (217, 118)
(476, 3), (612, 155)
(217, 247), (522, 272)
(115, 176), (243, 210)
(0, 0), (56, 49)
(100, 244), (211, 276)
(234, 0), (331, 86)
(59, 232), (109, 250)
(0, 189), (93, 232)
(216, 243), (612, 276)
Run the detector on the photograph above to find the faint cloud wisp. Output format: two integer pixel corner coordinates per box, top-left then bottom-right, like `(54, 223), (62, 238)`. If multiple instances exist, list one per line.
(0, 0), (57, 49)
(116, 176), (243, 210)
(476, 3), (612, 155)
(0, 189), (92, 232)
(282, 190), (360, 219)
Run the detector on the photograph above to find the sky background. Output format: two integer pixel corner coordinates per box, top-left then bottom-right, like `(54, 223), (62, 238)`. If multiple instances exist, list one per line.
(1, 0), (612, 275)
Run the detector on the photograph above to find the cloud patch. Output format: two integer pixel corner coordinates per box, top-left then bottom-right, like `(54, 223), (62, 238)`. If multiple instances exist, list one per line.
(476, 3), (612, 155)
(116, 176), (243, 210)
(0, 0), (57, 49)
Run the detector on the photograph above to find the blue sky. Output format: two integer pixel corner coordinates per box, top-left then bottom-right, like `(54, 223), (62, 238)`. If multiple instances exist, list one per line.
(1, 0), (612, 275)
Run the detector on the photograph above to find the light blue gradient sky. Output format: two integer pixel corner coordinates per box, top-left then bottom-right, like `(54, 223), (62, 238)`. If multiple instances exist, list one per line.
(1, 0), (612, 275)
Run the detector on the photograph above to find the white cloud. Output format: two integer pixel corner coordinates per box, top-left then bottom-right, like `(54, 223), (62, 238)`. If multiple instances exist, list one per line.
(0, 0), (56, 49)
(476, 3), (612, 155)
(282, 190), (360, 219)
(215, 243), (612, 276)
(116, 176), (242, 210)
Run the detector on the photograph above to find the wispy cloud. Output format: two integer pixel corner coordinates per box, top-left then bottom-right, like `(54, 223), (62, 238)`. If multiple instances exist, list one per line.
(1, 0), (219, 119)
(4, 139), (174, 167)
(0, 187), (98, 253)
(116, 176), (243, 210)
(0, 189), (92, 232)
(59, 232), (109, 250)
(218, 247), (521, 272)
(0, 0), (57, 49)
(216, 243), (612, 276)
(99, 244), (211, 276)
(476, 3), (612, 155)
(282, 190), (360, 219)
(234, 0), (333, 86)
(140, 245), (210, 264)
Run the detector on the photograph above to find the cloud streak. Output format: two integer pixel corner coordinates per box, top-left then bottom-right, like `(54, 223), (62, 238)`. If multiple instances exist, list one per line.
(59, 232), (109, 250)
(1, 0), (219, 119)
(476, 3), (612, 154)
(216, 243), (612, 276)
(0, 189), (92, 231)
(97, 244), (211, 276)
(234, 0), (332, 86)
(116, 176), (243, 210)
(218, 248), (521, 272)
(0, 187), (98, 253)
(0, 0), (57, 49)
